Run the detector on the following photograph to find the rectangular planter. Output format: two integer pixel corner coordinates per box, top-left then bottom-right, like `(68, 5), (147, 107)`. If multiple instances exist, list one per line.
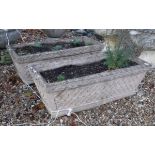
(8, 36), (104, 84)
(28, 57), (151, 118)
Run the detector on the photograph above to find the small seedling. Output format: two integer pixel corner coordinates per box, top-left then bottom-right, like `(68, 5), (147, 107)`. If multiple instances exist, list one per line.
(57, 74), (65, 81)
(71, 39), (83, 47)
(34, 41), (42, 48)
(0, 50), (12, 64)
(52, 45), (63, 51)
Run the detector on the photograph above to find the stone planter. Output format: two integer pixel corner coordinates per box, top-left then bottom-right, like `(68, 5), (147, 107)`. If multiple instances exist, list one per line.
(0, 29), (21, 49)
(42, 29), (66, 38)
(8, 37), (104, 84)
(28, 57), (150, 118)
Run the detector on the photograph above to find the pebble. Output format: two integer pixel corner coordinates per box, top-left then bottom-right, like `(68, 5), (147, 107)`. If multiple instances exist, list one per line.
(18, 89), (22, 93)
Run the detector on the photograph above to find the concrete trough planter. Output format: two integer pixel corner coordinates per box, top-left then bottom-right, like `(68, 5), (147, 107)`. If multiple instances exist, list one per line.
(8, 37), (104, 84)
(28, 57), (150, 118)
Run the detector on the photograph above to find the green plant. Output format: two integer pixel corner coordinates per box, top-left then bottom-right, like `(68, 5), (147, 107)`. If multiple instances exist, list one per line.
(52, 45), (63, 51)
(57, 74), (65, 81)
(34, 41), (42, 48)
(71, 39), (83, 47)
(104, 47), (132, 70)
(0, 50), (12, 64)
(106, 30), (135, 70)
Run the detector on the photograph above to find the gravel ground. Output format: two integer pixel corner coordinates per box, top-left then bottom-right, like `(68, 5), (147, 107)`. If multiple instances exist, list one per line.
(0, 64), (155, 126)
(0, 29), (155, 126)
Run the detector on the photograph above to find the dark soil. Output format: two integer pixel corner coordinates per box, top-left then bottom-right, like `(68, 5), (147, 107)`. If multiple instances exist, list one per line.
(40, 60), (137, 83)
(15, 41), (87, 56)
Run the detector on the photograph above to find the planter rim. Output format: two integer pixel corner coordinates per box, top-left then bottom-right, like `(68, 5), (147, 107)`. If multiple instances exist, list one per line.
(7, 36), (104, 63)
(29, 58), (151, 93)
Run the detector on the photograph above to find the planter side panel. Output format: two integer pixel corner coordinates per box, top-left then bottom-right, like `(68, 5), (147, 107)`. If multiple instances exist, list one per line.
(46, 72), (146, 117)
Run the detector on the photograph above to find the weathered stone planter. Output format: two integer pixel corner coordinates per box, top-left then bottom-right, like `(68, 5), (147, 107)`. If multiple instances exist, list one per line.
(28, 57), (150, 118)
(8, 37), (104, 84)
